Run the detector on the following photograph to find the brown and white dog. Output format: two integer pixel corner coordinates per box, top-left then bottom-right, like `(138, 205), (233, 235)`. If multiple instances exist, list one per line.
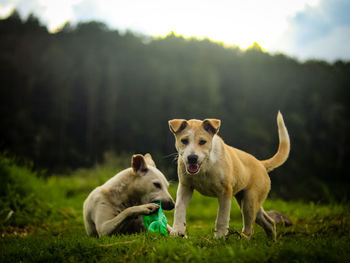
(168, 112), (290, 239)
(83, 154), (175, 237)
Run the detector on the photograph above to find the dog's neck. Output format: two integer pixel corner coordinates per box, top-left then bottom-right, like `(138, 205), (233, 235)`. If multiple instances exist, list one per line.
(102, 171), (143, 209)
(209, 135), (223, 166)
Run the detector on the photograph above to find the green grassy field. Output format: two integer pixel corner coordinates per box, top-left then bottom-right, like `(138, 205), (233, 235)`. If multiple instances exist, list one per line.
(0, 155), (349, 262)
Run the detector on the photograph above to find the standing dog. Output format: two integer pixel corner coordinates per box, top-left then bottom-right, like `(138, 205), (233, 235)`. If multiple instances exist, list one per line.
(168, 112), (290, 239)
(83, 154), (175, 237)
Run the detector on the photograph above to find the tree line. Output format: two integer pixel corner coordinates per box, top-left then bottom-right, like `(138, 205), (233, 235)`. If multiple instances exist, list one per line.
(0, 11), (349, 200)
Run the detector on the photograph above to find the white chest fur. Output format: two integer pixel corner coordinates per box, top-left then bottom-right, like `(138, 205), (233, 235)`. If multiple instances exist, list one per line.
(190, 172), (225, 197)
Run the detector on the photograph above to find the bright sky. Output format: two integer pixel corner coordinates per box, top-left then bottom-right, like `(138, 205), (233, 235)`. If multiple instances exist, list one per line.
(0, 0), (349, 61)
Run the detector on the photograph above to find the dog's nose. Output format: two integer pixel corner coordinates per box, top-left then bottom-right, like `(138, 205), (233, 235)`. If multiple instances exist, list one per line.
(162, 200), (175, 210)
(187, 155), (198, 164)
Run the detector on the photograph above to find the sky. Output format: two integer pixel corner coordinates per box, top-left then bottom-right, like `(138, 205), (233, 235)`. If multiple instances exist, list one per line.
(0, 0), (349, 62)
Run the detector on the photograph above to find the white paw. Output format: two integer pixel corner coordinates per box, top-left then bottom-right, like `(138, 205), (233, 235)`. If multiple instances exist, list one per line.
(170, 229), (186, 238)
(139, 203), (160, 215)
(214, 229), (228, 239)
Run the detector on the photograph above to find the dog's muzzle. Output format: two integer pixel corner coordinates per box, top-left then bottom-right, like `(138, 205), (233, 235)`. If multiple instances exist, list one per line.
(161, 200), (175, 210)
(186, 164), (200, 174)
(186, 155), (200, 174)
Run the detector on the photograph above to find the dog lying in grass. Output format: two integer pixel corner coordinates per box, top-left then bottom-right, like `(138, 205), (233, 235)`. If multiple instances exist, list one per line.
(83, 154), (175, 237)
(169, 112), (290, 239)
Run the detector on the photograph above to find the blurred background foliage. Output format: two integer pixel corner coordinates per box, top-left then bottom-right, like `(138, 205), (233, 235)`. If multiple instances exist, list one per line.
(0, 11), (349, 201)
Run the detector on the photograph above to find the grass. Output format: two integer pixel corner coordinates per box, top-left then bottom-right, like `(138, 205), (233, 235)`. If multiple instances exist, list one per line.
(0, 154), (349, 262)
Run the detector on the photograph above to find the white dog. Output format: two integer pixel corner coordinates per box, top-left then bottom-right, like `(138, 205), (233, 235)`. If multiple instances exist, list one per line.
(169, 112), (290, 239)
(83, 154), (175, 237)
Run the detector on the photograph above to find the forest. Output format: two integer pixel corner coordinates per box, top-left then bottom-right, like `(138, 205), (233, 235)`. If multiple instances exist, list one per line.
(0, 11), (349, 201)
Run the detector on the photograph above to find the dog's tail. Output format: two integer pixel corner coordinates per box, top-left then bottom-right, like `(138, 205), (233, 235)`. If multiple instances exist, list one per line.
(261, 111), (290, 172)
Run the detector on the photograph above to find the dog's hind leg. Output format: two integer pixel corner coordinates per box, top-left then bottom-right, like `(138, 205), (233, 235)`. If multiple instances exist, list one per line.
(239, 192), (261, 239)
(85, 218), (99, 237)
(95, 203), (159, 237)
(266, 210), (292, 227)
(255, 207), (276, 239)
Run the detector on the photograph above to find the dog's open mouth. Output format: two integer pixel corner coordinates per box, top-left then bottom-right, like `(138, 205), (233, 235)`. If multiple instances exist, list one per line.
(186, 164), (200, 174)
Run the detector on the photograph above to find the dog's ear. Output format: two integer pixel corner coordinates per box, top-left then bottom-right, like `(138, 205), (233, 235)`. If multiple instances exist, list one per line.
(144, 153), (156, 168)
(202, 119), (221, 135)
(131, 154), (148, 174)
(168, 119), (188, 134)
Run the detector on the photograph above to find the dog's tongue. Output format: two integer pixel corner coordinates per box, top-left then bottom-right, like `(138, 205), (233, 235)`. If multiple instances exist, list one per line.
(187, 164), (199, 174)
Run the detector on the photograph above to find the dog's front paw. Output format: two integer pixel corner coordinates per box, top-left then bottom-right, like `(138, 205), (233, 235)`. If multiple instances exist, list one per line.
(170, 229), (186, 238)
(214, 229), (228, 239)
(137, 203), (160, 215)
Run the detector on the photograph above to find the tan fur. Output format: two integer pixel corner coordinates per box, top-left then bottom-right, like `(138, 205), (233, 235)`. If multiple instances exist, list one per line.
(83, 154), (175, 237)
(169, 112), (290, 239)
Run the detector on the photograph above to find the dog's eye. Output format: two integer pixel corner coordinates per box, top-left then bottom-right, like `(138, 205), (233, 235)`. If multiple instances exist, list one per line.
(153, 182), (162, 189)
(181, 138), (189, 145)
(199, 140), (207, 145)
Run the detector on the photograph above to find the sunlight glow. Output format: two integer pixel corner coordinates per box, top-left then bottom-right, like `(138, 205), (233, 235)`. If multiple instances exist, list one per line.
(37, 0), (81, 32)
(95, 0), (320, 50)
(0, 0), (320, 50)
(0, 2), (15, 17)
